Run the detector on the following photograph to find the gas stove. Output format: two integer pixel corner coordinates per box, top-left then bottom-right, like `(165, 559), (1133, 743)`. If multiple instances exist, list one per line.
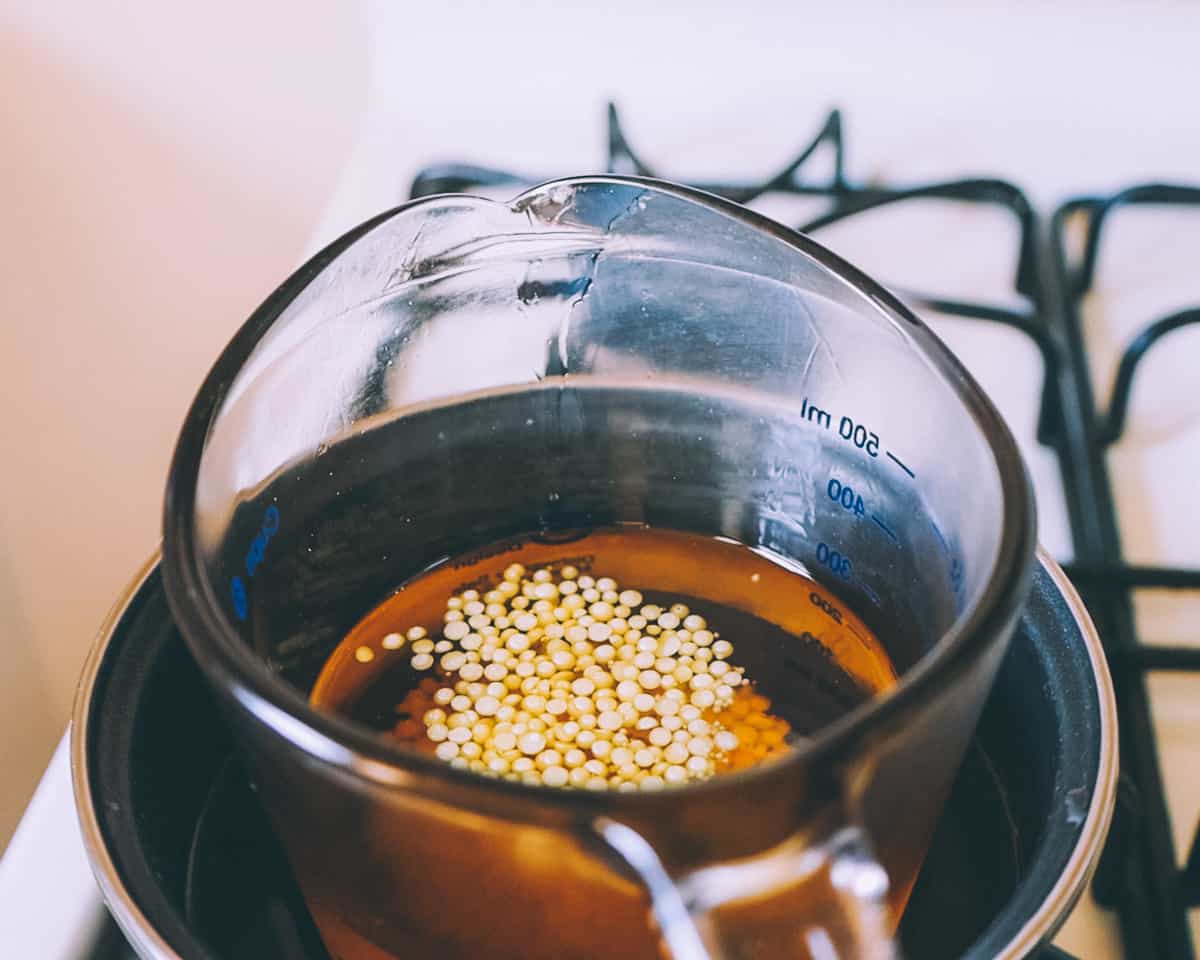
(4, 97), (1198, 958)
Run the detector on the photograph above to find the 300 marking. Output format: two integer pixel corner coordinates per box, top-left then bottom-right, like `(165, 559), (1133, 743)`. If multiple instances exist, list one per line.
(816, 541), (853, 580)
(826, 477), (866, 517)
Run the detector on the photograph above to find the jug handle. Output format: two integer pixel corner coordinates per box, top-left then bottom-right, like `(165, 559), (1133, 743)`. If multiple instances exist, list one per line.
(592, 815), (897, 960)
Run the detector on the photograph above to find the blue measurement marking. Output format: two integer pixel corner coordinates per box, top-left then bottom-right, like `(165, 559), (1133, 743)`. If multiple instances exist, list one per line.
(929, 520), (950, 552)
(886, 450), (915, 478)
(816, 541), (852, 580)
(230, 576), (248, 621)
(826, 476), (866, 517)
(871, 514), (899, 542)
(928, 521), (965, 601)
(950, 558), (965, 599)
(231, 503), (281, 621)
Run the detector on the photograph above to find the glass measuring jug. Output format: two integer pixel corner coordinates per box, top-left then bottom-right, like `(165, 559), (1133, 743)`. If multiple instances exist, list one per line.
(162, 176), (1035, 959)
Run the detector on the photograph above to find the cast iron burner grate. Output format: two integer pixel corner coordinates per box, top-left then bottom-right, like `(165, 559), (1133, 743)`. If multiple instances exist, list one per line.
(408, 105), (1200, 960)
(1050, 187), (1200, 960)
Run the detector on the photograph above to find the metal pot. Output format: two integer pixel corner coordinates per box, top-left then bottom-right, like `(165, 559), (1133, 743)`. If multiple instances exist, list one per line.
(72, 549), (1115, 959)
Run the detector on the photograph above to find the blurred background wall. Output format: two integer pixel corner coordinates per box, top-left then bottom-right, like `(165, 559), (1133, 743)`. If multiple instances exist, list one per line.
(0, 0), (368, 846)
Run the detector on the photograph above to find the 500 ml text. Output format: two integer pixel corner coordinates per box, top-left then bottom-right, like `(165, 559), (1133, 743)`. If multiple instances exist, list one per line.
(799, 397), (880, 458)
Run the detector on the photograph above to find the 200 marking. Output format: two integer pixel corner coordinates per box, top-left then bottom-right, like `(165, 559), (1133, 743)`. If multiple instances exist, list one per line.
(816, 541), (853, 580)
(826, 477), (865, 517)
(810, 590), (843, 623)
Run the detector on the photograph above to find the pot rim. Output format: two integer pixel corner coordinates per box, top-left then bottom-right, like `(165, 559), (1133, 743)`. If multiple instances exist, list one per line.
(71, 551), (182, 960)
(987, 549), (1118, 960)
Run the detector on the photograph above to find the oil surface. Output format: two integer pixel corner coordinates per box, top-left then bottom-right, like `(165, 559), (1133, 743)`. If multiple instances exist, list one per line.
(312, 526), (897, 784)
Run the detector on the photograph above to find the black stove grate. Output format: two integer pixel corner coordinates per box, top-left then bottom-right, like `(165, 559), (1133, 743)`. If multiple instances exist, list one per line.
(1050, 188), (1200, 960)
(409, 106), (1200, 960)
